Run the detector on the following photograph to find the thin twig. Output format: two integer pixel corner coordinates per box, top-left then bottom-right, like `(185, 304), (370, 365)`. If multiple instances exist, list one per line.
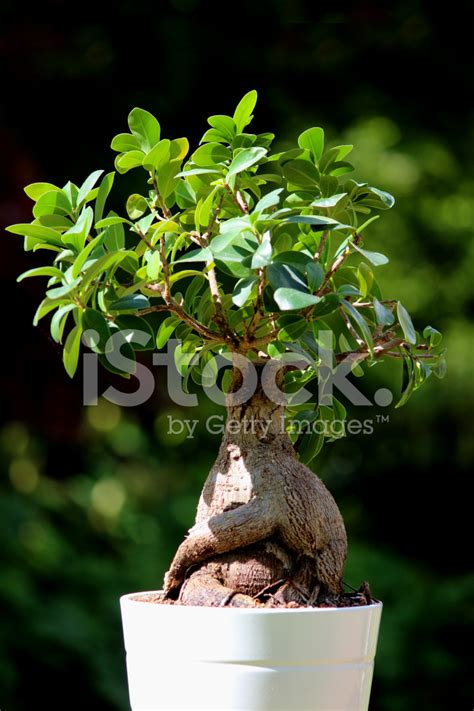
(317, 233), (362, 296)
(137, 228), (155, 252)
(152, 174), (172, 219)
(137, 303), (223, 343)
(159, 235), (171, 303)
(224, 182), (249, 214)
(315, 231), (329, 262)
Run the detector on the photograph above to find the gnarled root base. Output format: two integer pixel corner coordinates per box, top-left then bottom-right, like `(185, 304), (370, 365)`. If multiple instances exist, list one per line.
(163, 376), (348, 605)
(175, 539), (321, 608)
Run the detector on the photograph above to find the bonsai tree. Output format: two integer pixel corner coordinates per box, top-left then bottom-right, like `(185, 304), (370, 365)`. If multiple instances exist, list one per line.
(8, 91), (445, 607)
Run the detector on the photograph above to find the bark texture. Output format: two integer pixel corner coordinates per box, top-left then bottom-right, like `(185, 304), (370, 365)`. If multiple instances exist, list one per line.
(164, 373), (347, 606)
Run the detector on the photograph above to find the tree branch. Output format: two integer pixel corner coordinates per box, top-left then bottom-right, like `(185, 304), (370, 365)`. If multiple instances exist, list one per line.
(317, 233), (362, 296)
(315, 230), (329, 262)
(159, 235), (172, 303)
(152, 174), (172, 219)
(137, 303), (224, 343)
(224, 182), (249, 214)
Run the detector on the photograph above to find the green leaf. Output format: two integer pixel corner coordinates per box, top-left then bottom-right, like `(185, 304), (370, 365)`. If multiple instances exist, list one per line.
(33, 298), (59, 326)
(432, 355), (447, 379)
(342, 300), (374, 352)
(192, 142), (231, 167)
(81, 251), (134, 291)
(109, 294), (151, 311)
(334, 145), (353, 160)
(98, 336), (135, 377)
(274, 288), (320, 310)
(38, 215), (74, 231)
(175, 247), (212, 263)
(273, 251), (312, 271)
(352, 243), (389, 266)
(285, 214), (349, 231)
(24, 182), (61, 201)
(71, 234), (104, 279)
(184, 276), (204, 309)
(423, 325), (442, 347)
(233, 90), (258, 133)
(62, 206), (93, 251)
(128, 108), (161, 152)
(169, 270), (204, 285)
(170, 138), (189, 160)
(328, 161), (354, 177)
(142, 139), (171, 171)
(254, 188), (283, 214)
(200, 128), (229, 144)
(207, 115), (236, 142)
(63, 324), (82, 378)
(146, 251), (161, 280)
(312, 294), (340, 318)
(268, 263), (307, 292)
(283, 160), (319, 188)
(32, 190), (72, 219)
(95, 172), (115, 223)
(111, 133), (140, 152)
(357, 262), (373, 297)
(51, 304), (76, 344)
(46, 278), (81, 300)
(373, 297), (395, 327)
(156, 316), (179, 349)
(232, 133), (257, 149)
(195, 187), (217, 229)
(267, 341), (285, 358)
(134, 213), (155, 237)
(115, 150), (145, 174)
(6, 223), (64, 247)
(357, 215), (380, 233)
(214, 236), (256, 278)
(337, 284), (361, 298)
(63, 181), (79, 208)
(126, 194), (148, 220)
(311, 193), (347, 208)
(211, 218), (252, 253)
(297, 430), (324, 465)
(369, 186), (395, 209)
(103, 222), (126, 252)
(232, 277), (258, 307)
(77, 170), (104, 207)
(397, 302), (417, 345)
(115, 315), (154, 351)
(306, 262), (325, 291)
(157, 159), (181, 199)
(298, 127), (324, 162)
(17, 266), (65, 283)
(227, 147), (267, 178)
(95, 216), (131, 229)
(277, 314), (308, 341)
(251, 237), (272, 268)
(176, 167), (220, 177)
(395, 356), (415, 408)
(82, 309), (112, 353)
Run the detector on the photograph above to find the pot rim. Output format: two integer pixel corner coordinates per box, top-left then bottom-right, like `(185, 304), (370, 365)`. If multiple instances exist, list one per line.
(121, 591), (383, 614)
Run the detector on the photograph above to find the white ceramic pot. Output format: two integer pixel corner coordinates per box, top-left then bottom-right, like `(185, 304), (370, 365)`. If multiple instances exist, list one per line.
(120, 592), (382, 711)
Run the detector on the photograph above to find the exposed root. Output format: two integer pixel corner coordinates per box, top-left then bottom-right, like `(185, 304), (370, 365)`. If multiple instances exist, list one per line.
(164, 377), (347, 603)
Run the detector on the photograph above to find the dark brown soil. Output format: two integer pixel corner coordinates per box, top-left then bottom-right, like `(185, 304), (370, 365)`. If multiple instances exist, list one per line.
(131, 581), (375, 609)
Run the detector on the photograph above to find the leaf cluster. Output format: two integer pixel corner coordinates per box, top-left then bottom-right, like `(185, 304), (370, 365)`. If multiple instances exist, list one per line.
(8, 91), (445, 462)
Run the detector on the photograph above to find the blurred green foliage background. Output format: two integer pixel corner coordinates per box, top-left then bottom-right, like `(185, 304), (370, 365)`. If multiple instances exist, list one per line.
(0, 3), (472, 709)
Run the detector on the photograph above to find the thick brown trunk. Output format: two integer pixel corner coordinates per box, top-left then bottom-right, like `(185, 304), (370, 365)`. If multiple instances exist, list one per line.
(164, 371), (347, 607)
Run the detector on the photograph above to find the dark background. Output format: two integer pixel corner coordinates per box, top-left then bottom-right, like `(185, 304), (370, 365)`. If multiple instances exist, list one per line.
(1, 3), (473, 709)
